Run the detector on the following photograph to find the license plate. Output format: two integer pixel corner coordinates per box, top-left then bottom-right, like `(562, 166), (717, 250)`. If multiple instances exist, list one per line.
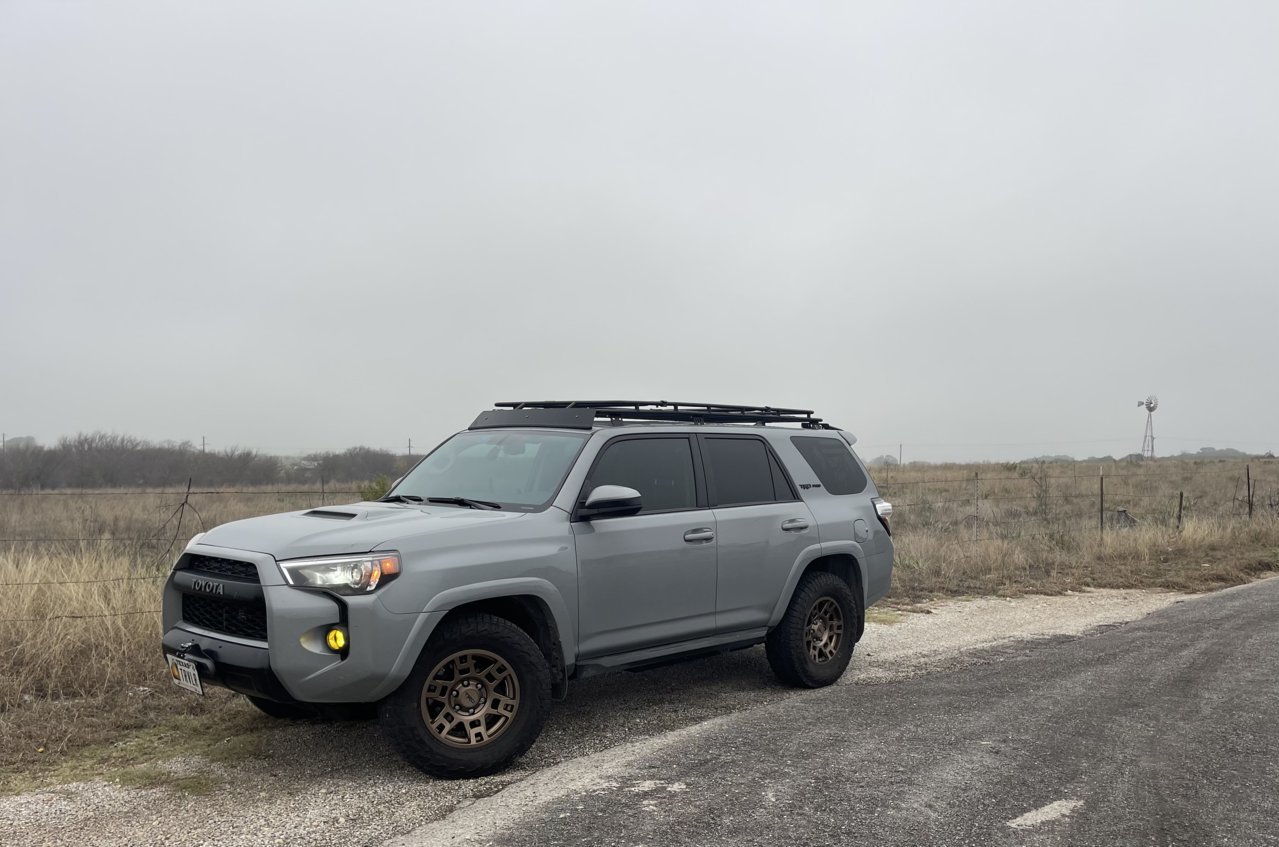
(167, 655), (204, 696)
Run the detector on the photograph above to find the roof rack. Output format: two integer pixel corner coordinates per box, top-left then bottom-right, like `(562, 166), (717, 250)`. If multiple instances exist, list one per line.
(469, 401), (835, 430)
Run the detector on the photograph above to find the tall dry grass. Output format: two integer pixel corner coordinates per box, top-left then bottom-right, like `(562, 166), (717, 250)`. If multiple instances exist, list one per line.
(0, 466), (1276, 780)
(0, 488), (345, 780)
(874, 457), (1279, 601)
(890, 516), (1279, 602)
(873, 457), (1276, 538)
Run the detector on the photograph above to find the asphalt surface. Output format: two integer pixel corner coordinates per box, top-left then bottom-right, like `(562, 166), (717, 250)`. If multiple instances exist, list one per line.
(397, 578), (1279, 847)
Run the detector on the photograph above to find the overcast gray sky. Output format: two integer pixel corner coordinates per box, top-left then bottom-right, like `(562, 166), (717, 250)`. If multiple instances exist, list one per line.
(2, 1), (1276, 462)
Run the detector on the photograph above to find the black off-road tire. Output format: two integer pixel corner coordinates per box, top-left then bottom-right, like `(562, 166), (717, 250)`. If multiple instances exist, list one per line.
(380, 613), (552, 779)
(766, 571), (860, 688)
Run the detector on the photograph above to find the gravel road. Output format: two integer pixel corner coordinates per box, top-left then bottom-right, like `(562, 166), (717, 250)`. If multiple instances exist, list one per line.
(0, 588), (1185, 847)
(396, 577), (1278, 847)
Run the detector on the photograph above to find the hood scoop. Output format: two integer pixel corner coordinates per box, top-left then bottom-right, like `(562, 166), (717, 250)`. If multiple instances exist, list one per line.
(302, 509), (358, 520)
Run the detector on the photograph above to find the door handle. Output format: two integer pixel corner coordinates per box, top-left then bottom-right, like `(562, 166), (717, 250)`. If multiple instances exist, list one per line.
(781, 519), (810, 532)
(683, 528), (715, 543)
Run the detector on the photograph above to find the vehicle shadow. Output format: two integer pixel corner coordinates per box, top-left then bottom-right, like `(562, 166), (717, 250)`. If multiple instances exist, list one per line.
(251, 645), (798, 784)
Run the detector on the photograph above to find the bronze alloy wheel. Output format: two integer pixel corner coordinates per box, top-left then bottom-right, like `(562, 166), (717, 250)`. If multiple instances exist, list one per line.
(804, 597), (844, 664)
(420, 649), (521, 748)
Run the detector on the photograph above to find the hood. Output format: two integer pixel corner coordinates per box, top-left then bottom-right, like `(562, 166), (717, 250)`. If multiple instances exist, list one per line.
(197, 502), (525, 560)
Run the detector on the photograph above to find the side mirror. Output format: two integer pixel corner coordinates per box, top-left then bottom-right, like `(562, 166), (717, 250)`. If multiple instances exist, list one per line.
(579, 485), (643, 519)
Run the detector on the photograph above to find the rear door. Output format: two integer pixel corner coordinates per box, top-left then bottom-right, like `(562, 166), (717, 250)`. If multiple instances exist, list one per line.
(572, 435), (718, 658)
(700, 435), (816, 633)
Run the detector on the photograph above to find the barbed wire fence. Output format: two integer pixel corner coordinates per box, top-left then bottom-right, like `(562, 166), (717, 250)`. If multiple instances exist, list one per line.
(874, 463), (1275, 544)
(0, 464), (1275, 624)
(0, 482), (360, 624)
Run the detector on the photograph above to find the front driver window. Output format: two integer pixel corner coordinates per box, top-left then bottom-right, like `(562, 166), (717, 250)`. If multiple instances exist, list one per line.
(589, 438), (697, 513)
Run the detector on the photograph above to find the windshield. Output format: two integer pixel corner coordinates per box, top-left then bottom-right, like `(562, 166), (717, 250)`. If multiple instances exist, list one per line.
(389, 430), (588, 511)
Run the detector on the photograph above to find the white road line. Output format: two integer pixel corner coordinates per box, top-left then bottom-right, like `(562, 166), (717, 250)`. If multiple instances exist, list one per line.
(1006, 799), (1085, 829)
(383, 717), (728, 846)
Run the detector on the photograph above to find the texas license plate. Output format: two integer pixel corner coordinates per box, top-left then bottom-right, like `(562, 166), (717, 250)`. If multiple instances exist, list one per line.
(166, 655), (204, 695)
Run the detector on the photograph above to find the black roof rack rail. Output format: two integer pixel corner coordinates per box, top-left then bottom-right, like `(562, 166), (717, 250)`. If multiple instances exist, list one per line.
(468, 401), (835, 430)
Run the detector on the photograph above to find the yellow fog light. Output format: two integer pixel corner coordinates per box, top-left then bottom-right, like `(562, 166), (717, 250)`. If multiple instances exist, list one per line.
(325, 627), (348, 652)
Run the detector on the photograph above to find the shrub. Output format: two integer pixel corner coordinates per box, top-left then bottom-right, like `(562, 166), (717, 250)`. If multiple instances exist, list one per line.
(359, 475), (392, 501)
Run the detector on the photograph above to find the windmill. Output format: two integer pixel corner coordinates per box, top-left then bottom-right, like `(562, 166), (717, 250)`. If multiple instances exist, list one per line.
(1137, 395), (1158, 459)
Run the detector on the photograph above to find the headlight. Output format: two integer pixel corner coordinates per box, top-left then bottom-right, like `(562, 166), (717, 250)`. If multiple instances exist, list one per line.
(279, 552), (402, 595)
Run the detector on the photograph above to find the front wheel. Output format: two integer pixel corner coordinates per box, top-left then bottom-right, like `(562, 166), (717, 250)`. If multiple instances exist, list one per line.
(766, 572), (859, 688)
(380, 613), (552, 778)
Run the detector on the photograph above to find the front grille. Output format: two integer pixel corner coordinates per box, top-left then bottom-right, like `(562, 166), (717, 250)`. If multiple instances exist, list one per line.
(186, 555), (260, 583)
(182, 594), (268, 641)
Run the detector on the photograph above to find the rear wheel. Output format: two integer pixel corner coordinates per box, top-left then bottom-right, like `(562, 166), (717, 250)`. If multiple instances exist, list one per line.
(766, 571), (859, 688)
(380, 613), (551, 778)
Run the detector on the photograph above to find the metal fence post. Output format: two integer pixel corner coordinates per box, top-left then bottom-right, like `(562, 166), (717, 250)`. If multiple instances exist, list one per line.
(973, 471), (980, 542)
(1099, 468), (1105, 538)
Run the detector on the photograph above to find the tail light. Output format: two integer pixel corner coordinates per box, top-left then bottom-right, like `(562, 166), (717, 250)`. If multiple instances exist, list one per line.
(872, 497), (892, 536)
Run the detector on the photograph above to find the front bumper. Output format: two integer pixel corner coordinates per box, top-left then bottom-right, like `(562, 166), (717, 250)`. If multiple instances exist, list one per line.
(161, 543), (445, 703)
(162, 628), (296, 702)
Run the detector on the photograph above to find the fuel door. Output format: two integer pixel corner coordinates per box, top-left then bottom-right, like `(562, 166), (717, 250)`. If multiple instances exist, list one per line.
(853, 518), (871, 543)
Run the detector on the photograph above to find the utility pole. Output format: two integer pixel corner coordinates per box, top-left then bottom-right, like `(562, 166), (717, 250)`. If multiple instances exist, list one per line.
(407, 437), (413, 456)
(201, 436), (206, 454)
(898, 443), (902, 467)
(1, 433), (5, 453)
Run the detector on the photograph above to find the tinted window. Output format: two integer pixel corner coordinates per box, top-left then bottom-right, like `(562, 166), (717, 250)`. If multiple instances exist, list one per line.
(590, 438), (697, 512)
(703, 437), (778, 506)
(769, 451), (797, 500)
(790, 436), (868, 495)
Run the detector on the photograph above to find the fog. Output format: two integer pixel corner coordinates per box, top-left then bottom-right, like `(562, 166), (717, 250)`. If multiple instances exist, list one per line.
(3, 1), (1276, 462)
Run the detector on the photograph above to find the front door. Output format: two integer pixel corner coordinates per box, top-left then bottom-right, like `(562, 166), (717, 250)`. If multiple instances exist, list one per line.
(573, 435), (717, 659)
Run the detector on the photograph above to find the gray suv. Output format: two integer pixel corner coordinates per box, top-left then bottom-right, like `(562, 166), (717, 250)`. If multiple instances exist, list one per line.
(161, 401), (894, 777)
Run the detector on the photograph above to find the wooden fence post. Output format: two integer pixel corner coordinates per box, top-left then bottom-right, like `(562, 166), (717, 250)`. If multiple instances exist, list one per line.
(1246, 465), (1253, 520)
(1176, 491), (1184, 531)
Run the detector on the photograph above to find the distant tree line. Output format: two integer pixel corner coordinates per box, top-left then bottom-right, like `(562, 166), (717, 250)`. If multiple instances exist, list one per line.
(0, 432), (417, 490)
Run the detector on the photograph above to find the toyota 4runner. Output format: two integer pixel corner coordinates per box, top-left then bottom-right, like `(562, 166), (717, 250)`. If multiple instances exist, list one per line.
(161, 401), (894, 777)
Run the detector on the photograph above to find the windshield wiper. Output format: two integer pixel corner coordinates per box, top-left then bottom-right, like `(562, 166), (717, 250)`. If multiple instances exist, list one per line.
(378, 494), (425, 503)
(426, 496), (502, 511)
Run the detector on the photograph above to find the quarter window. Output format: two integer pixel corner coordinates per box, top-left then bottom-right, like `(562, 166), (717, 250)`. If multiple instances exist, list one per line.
(588, 438), (697, 513)
(790, 436), (868, 495)
(769, 451), (797, 500)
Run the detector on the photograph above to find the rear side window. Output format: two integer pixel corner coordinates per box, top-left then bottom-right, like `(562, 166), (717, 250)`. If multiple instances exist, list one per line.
(703, 437), (779, 506)
(589, 437), (697, 512)
(790, 436), (868, 495)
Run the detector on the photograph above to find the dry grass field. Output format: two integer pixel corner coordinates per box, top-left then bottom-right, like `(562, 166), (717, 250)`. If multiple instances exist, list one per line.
(1, 461), (1276, 790)
(873, 457), (1279, 600)
(0, 487), (356, 790)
